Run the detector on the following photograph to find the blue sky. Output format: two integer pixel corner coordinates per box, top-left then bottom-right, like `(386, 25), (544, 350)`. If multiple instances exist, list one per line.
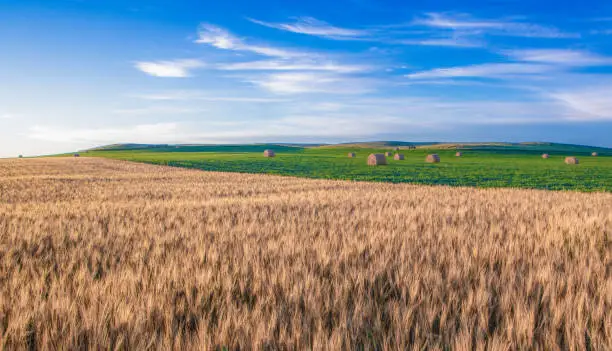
(2, 0), (612, 157)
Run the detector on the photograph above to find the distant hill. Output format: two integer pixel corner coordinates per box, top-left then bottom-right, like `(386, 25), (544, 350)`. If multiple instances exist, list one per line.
(86, 141), (612, 156)
(449, 142), (612, 156)
(89, 143), (171, 151)
(318, 141), (432, 149)
(86, 143), (308, 153)
(316, 141), (612, 155)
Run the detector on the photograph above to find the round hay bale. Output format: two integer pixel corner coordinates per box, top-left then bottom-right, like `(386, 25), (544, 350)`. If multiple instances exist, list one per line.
(368, 154), (387, 166)
(426, 154), (440, 163)
(592, 152), (598, 157)
(455, 152), (462, 157)
(565, 157), (579, 165)
(385, 151), (392, 157)
(394, 147), (400, 151)
(542, 154), (550, 159)
(18, 155), (23, 158)
(348, 152), (356, 158)
(74, 153), (80, 158)
(263, 149), (275, 157)
(394, 154), (405, 160)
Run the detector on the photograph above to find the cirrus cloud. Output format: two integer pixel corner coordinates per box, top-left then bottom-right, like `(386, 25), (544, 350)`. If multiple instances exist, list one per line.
(195, 23), (309, 58)
(248, 17), (370, 40)
(135, 59), (205, 78)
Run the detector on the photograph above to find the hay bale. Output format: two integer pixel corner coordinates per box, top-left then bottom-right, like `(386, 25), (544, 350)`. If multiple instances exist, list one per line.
(385, 152), (392, 157)
(592, 152), (598, 157)
(455, 152), (462, 157)
(348, 152), (356, 158)
(74, 153), (80, 158)
(18, 155), (23, 159)
(394, 154), (405, 160)
(426, 154), (440, 163)
(565, 157), (579, 165)
(394, 147), (400, 151)
(542, 154), (550, 159)
(368, 154), (387, 166)
(263, 150), (275, 157)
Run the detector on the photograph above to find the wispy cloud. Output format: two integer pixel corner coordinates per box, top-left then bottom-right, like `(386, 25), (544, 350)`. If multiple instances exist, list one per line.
(245, 72), (376, 94)
(27, 116), (424, 145)
(303, 97), (568, 124)
(248, 17), (370, 40)
(247, 15), (489, 48)
(406, 63), (555, 80)
(549, 86), (612, 120)
(132, 91), (288, 102)
(195, 23), (308, 58)
(112, 106), (208, 115)
(217, 60), (370, 73)
(413, 12), (578, 38)
(0, 114), (14, 120)
(29, 123), (180, 143)
(406, 48), (612, 81)
(135, 59), (205, 77)
(504, 49), (612, 66)
(29, 90), (609, 148)
(396, 36), (483, 48)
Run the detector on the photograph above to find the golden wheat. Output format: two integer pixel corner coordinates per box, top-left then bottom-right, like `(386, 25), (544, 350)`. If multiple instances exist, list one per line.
(1, 158), (611, 350)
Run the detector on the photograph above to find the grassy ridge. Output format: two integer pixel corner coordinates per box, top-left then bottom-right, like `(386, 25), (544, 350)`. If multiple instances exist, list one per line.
(84, 144), (612, 192)
(90, 144), (306, 153)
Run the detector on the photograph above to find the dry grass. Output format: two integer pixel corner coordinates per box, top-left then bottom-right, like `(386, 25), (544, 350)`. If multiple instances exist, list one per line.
(1, 158), (611, 350)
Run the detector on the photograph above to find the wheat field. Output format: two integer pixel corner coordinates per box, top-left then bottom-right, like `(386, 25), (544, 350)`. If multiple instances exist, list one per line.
(1, 157), (611, 350)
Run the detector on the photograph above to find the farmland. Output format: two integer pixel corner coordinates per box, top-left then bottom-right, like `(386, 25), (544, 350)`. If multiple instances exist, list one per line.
(1, 157), (611, 349)
(83, 143), (612, 192)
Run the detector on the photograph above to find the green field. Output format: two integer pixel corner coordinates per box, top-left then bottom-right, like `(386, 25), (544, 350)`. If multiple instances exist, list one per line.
(77, 142), (612, 192)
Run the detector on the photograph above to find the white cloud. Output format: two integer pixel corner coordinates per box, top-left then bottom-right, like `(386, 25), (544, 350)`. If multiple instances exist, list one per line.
(248, 16), (490, 48)
(246, 72), (375, 94)
(406, 63), (555, 80)
(550, 86), (612, 120)
(28, 123), (180, 143)
(248, 17), (369, 40)
(195, 24), (239, 49)
(135, 59), (205, 78)
(28, 90), (607, 149)
(413, 13), (503, 30)
(504, 49), (612, 66)
(413, 12), (578, 38)
(405, 48), (612, 87)
(112, 106), (208, 115)
(26, 115), (425, 146)
(195, 23), (308, 58)
(397, 37), (483, 48)
(297, 97), (568, 125)
(132, 91), (288, 102)
(217, 60), (369, 73)
(0, 114), (14, 120)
